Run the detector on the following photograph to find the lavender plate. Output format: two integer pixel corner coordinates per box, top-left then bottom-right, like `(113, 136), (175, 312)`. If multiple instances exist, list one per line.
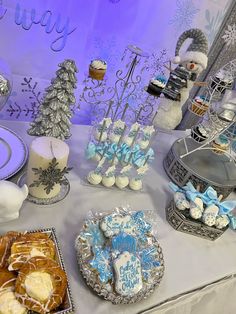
(0, 125), (28, 179)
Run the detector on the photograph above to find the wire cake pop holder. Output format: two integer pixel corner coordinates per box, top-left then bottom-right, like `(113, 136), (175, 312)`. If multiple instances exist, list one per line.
(164, 59), (236, 199)
(83, 102), (156, 192)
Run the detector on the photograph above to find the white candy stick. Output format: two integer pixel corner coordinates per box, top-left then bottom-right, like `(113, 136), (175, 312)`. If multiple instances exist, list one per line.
(189, 197), (204, 219)
(174, 192), (190, 210)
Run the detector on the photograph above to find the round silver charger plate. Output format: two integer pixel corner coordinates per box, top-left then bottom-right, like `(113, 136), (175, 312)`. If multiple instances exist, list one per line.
(17, 173), (70, 205)
(163, 138), (236, 198)
(75, 211), (165, 304)
(0, 125), (28, 180)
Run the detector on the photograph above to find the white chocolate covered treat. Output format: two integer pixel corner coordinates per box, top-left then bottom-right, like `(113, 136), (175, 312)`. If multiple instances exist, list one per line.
(215, 215), (230, 229)
(109, 134), (121, 144)
(102, 165), (116, 187)
(139, 140), (149, 150)
(102, 176), (115, 187)
(87, 171), (102, 185)
(129, 178), (142, 191)
(94, 130), (107, 142)
(202, 204), (219, 226)
(189, 197), (204, 219)
(174, 192), (190, 210)
(115, 176), (129, 189)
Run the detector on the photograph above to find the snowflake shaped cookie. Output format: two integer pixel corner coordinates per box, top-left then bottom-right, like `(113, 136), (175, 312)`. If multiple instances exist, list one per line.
(90, 247), (113, 283)
(139, 246), (160, 280)
(79, 221), (105, 249)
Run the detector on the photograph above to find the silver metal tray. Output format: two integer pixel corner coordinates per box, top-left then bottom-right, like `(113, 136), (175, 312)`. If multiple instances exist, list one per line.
(75, 210), (164, 304)
(0, 125), (28, 179)
(2, 227), (74, 314)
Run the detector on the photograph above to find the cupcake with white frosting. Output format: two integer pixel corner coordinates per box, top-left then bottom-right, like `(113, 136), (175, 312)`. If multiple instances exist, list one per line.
(147, 75), (167, 96)
(89, 60), (107, 80)
(212, 134), (230, 155)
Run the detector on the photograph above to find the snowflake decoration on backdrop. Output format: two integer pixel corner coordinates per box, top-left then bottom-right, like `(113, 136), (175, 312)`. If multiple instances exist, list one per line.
(141, 49), (168, 77)
(222, 24), (236, 47)
(169, 0), (199, 33)
(204, 1), (230, 46)
(91, 36), (120, 72)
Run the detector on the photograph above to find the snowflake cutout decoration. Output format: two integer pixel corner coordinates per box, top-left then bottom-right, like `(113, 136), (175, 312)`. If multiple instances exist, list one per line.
(91, 36), (119, 72)
(141, 49), (168, 76)
(170, 0), (199, 32)
(29, 158), (72, 194)
(90, 247), (113, 283)
(222, 24), (236, 47)
(80, 221), (105, 249)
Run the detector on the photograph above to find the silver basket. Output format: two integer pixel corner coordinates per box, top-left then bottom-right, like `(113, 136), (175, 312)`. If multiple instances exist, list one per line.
(6, 227), (75, 314)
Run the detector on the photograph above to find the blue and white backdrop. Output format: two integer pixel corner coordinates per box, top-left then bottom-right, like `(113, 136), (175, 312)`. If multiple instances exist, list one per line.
(0, 0), (231, 124)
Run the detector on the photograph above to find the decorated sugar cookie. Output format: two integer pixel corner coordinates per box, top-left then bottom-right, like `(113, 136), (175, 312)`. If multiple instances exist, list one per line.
(112, 232), (137, 254)
(114, 251), (142, 296)
(100, 214), (135, 237)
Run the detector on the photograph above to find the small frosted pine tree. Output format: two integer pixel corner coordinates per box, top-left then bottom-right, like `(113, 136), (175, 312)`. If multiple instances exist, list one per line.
(28, 59), (78, 140)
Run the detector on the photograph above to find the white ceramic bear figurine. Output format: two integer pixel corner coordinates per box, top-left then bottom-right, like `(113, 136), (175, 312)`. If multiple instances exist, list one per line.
(0, 180), (28, 223)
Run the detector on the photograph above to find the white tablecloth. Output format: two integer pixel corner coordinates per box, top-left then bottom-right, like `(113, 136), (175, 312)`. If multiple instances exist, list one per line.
(1, 120), (236, 314)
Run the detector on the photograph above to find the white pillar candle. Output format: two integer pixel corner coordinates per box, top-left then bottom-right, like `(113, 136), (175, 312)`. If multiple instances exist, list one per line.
(27, 137), (69, 199)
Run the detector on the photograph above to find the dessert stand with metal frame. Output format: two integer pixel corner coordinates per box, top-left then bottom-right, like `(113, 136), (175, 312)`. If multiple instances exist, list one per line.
(164, 59), (236, 198)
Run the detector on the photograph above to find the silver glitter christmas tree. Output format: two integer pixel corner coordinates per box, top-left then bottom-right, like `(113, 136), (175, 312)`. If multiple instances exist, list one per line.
(28, 59), (78, 140)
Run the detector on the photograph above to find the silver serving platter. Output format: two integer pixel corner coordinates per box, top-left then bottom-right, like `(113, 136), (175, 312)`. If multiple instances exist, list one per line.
(75, 211), (165, 304)
(1, 227), (74, 314)
(0, 125), (28, 179)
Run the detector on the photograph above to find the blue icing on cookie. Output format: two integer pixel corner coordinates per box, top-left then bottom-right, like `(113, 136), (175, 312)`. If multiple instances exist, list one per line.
(112, 232), (137, 254)
(100, 214), (134, 237)
(131, 211), (152, 242)
(114, 252), (142, 296)
(90, 247), (113, 283)
(80, 221), (105, 249)
(139, 246), (160, 280)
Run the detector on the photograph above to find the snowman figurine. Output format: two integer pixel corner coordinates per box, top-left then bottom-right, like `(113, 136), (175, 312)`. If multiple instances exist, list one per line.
(154, 28), (208, 130)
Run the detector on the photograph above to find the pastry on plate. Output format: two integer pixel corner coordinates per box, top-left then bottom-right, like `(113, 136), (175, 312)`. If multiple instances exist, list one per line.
(0, 267), (17, 290)
(8, 232), (55, 271)
(15, 256), (67, 314)
(0, 268), (27, 314)
(0, 231), (21, 268)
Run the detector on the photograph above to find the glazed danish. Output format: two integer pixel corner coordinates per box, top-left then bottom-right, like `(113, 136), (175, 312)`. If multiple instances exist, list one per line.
(0, 231), (21, 268)
(15, 256), (67, 314)
(8, 232), (55, 271)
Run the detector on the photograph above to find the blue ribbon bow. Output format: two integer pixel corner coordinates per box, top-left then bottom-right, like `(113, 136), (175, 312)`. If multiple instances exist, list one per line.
(169, 182), (236, 229)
